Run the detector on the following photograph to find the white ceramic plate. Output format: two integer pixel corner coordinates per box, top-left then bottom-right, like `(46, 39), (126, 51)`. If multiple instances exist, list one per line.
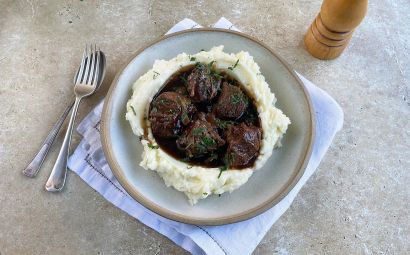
(101, 29), (315, 225)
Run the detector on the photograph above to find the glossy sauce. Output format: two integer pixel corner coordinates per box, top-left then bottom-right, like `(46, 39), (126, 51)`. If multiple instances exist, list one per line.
(149, 66), (261, 169)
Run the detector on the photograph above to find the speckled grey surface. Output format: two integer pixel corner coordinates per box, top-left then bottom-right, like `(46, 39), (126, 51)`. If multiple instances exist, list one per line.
(0, 0), (409, 254)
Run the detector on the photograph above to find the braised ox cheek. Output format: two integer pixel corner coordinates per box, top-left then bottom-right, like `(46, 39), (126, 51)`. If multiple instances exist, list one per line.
(225, 123), (261, 168)
(149, 92), (196, 138)
(149, 64), (261, 169)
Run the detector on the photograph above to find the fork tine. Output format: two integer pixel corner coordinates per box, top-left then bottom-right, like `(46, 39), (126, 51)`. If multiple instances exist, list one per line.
(82, 44), (93, 84)
(87, 44), (97, 84)
(92, 47), (101, 87)
(75, 45), (88, 84)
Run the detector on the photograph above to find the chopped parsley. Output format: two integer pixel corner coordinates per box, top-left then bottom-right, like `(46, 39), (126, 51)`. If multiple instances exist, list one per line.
(203, 192), (208, 195)
(208, 60), (216, 69)
(195, 143), (207, 154)
(159, 98), (172, 105)
(218, 165), (228, 178)
(211, 71), (222, 79)
(148, 143), (159, 149)
(215, 119), (235, 129)
(203, 60), (223, 80)
(190, 56), (196, 61)
(192, 127), (205, 136)
(201, 137), (216, 147)
(153, 71), (160, 79)
(200, 49), (205, 51)
(129, 105), (137, 115)
(230, 93), (242, 104)
(228, 59), (239, 70)
(180, 76), (187, 84)
(181, 112), (189, 123)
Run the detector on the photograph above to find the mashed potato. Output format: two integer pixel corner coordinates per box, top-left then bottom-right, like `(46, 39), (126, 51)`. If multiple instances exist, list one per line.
(126, 46), (290, 204)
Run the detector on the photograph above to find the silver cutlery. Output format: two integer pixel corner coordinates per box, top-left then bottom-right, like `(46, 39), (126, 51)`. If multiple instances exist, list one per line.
(22, 47), (106, 178)
(22, 101), (74, 178)
(45, 45), (105, 192)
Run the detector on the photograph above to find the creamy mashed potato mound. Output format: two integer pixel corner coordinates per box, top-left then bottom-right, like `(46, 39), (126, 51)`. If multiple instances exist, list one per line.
(126, 46), (290, 204)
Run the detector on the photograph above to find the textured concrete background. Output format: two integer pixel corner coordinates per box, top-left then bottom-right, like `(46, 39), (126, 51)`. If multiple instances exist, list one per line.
(0, 0), (409, 254)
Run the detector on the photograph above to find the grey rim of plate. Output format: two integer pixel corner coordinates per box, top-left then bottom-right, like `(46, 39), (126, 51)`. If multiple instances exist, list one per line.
(101, 28), (315, 226)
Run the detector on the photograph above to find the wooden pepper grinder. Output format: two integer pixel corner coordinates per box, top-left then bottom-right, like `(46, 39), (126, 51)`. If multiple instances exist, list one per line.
(304, 0), (368, 60)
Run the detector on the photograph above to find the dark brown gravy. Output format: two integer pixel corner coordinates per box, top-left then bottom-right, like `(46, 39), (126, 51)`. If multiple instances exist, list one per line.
(149, 66), (261, 169)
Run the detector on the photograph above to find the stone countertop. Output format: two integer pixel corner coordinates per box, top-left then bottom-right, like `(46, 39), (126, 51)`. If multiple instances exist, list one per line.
(0, 0), (409, 254)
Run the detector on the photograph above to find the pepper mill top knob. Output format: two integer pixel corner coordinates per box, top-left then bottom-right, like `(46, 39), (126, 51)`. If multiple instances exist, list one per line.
(321, 0), (368, 32)
(304, 0), (368, 60)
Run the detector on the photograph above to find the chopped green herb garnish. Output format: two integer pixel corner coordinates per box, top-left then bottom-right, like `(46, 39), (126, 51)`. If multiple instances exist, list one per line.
(231, 94), (242, 104)
(208, 60), (216, 69)
(201, 137), (216, 147)
(129, 105), (137, 115)
(205, 60), (224, 80)
(196, 143), (207, 154)
(233, 59), (239, 68)
(200, 49), (205, 51)
(215, 119), (235, 129)
(211, 72), (222, 79)
(190, 56), (196, 61)
(218, 165), (228, 178)
(153, 71), (160, 79)
(148, 143), (159, 149)
(192, 127), (205, 136)
(203, 192), (208, 195)
(180, 76), (187, 84)
(181, 112), (189, 123)
(228, 59), (239, 70)
(159, 98), (172, 105)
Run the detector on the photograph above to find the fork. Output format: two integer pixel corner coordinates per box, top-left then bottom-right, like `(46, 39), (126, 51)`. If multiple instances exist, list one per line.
(45, 45), (101, 192)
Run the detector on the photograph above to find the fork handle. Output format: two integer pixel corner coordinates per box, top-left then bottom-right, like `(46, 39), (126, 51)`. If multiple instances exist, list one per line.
(45, 97), (82, 192)
(22, 100), (75, 178)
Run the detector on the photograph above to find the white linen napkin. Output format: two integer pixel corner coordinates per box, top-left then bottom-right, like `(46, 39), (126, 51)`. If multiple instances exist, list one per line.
(68, 18), (343, 255)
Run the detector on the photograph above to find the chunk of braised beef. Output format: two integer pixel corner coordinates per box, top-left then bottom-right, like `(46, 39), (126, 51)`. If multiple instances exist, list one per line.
(225, 123), (261, 168)
(213, 82), (248, 120)
(176, 113), (225, 158)
(186, 63), (221, 103)
(149, 92), (196, 138)
(204, 113), (237, 139)
(172, 84), (188, 96)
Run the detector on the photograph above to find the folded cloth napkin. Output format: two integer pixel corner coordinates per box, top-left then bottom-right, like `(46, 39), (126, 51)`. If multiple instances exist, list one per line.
(68, 17), (343, 255)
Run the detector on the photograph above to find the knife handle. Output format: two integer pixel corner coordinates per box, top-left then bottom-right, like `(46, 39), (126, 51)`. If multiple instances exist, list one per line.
(22, 100), (74, 178)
